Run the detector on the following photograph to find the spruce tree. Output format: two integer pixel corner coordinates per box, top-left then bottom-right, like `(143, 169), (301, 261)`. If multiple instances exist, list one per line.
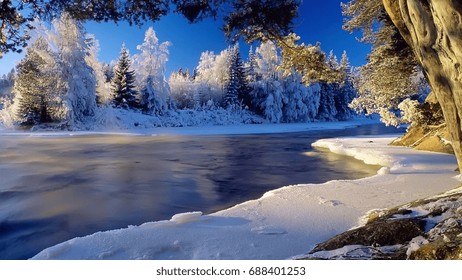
(334, 52), (356, 121)
(246, 47), (257, 83)
(14, 38), (56, 125)
(15, 50), (48, 124)
(224, 46), (251, 108)
(111, 44), (138, 109)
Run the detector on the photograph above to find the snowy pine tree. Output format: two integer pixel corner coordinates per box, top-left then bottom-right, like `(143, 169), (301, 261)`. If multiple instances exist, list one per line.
(246, 46), (257, 84)
(317, 82), (338, 121)
(263, 80), (285, 123)
(13, 37), (57, 125)
(111, 44), (138, 109)
(225, 46), (251, 108)
(334, 52), (356, 120)
(316, 51), (357, 121)
(282, 71), (319, 122)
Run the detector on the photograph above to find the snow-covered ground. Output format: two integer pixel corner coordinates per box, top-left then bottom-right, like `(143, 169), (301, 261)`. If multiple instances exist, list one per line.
(0, 117), (380, 137)
(31, 134), (460, 260)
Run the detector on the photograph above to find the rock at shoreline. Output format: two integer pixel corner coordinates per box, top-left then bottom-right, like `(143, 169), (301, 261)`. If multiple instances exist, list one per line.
(301, 188), (462, 260)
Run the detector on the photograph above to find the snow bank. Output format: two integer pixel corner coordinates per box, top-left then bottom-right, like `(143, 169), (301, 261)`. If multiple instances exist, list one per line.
(0, 118), (379, 137)
(31, 135), (459, 260)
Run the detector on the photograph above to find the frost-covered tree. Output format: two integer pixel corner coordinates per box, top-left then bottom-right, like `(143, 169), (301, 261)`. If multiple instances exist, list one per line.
(85, 34), (112, 106)
(224, 45), (251, 108)
(343, 2), (427, 127)
(334, 52), (356, 121)
(102, 63), (114, 83)
(12, 37), (58, 125)
(316, 51), (356, 121)
(250, 41), (277, 111)
(133, 27), (174, 115)
(169, 69), (197, 109)
(283, 71), (320, 122)
(52, 13), (98, 125)
(249, 41), (285, 121)
(193, 51), (218, 106)
(245, 46), (257, 84)
(194, 48), (233, 106)
(317, 83), (337, 121)
(111, 44), (138, 109)
(6, 16), (98, 127)
(247, 40), (328, 123)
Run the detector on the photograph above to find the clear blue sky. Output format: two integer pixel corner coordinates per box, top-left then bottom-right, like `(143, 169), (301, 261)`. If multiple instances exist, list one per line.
(0, 1), (371, 77)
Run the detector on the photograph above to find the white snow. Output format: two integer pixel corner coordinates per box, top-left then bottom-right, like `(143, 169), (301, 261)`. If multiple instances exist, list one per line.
(0, 117), (379, 136)
(31, 133), (460, 260)
(170, 212), (203, 224)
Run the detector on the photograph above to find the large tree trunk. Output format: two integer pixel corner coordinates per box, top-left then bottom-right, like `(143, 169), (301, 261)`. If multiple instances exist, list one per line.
(382, 0), (462, 171)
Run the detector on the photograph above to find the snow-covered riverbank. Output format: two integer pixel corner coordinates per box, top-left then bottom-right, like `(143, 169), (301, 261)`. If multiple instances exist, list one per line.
(0, 118), (380, 137)
(31, 134), (459, 260)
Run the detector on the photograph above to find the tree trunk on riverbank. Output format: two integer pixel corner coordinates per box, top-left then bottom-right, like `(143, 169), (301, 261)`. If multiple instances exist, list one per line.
(382, 0), (462, 171)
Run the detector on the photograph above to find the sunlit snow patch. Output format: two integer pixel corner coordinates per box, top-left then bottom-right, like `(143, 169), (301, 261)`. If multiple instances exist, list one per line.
(170, 211), (203, 224)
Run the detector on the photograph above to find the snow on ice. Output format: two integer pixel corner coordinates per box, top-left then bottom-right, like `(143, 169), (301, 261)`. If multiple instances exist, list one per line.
(31, 133), (460, 260)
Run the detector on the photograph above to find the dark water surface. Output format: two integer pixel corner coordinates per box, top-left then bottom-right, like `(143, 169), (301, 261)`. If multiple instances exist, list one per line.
(0, 124), (404, 259)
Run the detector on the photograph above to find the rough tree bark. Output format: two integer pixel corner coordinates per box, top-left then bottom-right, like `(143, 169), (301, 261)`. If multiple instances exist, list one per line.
(382, 0), (462, 171)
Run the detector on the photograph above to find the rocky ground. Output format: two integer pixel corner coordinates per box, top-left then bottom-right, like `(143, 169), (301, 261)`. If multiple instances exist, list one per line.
(301, 186), (462, 259)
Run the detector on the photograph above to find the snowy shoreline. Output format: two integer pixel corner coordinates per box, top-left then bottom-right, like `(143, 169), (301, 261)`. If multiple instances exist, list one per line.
(0, 118), (380, 137)
(31, 131), (460, 260)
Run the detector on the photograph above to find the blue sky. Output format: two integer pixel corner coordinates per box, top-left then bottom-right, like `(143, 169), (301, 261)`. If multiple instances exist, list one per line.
(0, 1), (371, 77)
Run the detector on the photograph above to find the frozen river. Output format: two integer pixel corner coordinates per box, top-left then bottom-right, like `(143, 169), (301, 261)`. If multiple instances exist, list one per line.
(0, 124), (403, 259)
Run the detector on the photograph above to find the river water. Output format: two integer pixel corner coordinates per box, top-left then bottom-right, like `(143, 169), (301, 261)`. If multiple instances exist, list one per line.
(0, 124), (404, 259)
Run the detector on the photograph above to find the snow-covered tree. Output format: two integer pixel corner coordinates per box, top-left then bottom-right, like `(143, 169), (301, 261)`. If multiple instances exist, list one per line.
(348, 22), (427, 126)
(224, 45), (251, 108)
(317, 51), (356, 121)
(333, 52), (356, 121)
(169, 69), (197, 109)
(283, 72), (320, 122)
(111, 44), (138, 109)
(342, 1), (428, 127)
(250, 41), (285, 121)
(102, 63), (115, 83)
(193, 51), (217, 106)
(85, 34), (112, 106)
(133, 27), (174, 115)
(12, 37), (58, 125)
(194, 48), (233, 106)
(317, 83), (337, 121)
(52, 13), (98, 125)
(262, 80), (285, 123)
(245, 46), (257, 84)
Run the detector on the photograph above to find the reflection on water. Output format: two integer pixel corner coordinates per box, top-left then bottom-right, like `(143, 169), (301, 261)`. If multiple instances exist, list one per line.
(0, 124), (404, 259)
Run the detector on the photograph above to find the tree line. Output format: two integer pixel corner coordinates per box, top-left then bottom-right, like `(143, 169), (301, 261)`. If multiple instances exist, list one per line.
(0, 14), (358, 127)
